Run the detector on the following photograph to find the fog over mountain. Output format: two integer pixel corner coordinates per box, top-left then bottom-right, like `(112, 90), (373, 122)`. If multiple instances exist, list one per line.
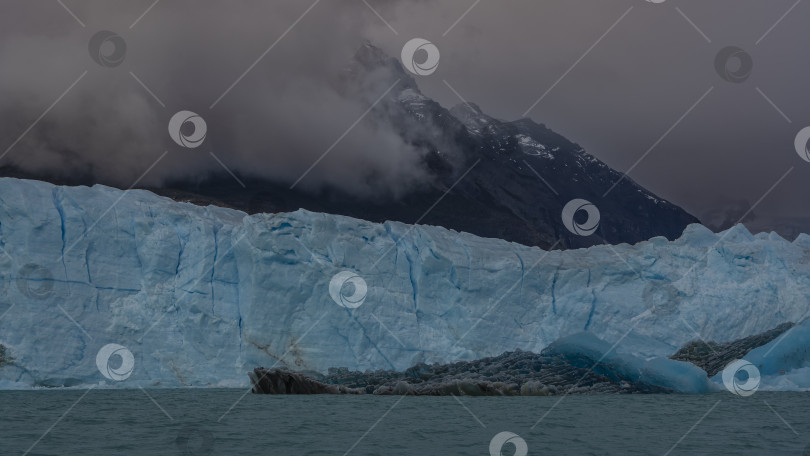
(0, 0), (440, 198)
(0, 0), (809, 235)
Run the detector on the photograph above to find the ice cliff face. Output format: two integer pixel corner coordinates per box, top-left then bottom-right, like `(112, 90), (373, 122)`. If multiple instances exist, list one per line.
(0, 178), (807, 389)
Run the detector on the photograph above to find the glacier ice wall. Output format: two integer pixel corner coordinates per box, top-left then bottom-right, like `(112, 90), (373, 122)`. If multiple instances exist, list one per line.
(0, 178), (808, 388)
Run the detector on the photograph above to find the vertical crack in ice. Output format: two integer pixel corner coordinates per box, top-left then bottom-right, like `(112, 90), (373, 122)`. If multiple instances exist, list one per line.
(232, 226), (244, 357)
(237, 316), (243, 352)
(113, 205), (124, 294)
(583, 268), (596, 331)
(129, 207), (144, 277)
(84, 250), (92, 305)
(514, 251), (525, 304)
(210, 226), (218, 317)
(584, 270), (596, 330)
(455, 238), (472, 289)
(401, 232), (423, 346)
(174, 226), (185, 295)
(583, 290), (596, 331)
(349, 309), (397, 371)
(51, 188), (70, 293)
(405, 242), (419, 312)
(551, 265), (560, 315)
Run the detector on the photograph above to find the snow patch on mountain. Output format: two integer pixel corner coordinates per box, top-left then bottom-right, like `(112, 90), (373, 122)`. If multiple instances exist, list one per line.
(516, 135), (554, 159)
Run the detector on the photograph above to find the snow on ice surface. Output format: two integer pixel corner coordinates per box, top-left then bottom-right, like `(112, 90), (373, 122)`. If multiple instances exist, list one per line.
(0, 178), (808, 389)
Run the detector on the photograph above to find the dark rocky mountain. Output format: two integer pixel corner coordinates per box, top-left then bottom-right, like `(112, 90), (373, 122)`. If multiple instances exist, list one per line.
(0, 43), (699, 250)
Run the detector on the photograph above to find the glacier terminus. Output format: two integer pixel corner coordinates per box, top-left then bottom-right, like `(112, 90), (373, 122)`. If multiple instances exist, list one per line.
(0, 178), (808, 391)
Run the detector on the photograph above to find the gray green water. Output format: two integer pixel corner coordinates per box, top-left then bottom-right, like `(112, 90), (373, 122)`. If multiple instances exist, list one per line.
(1, 389), (808, 455)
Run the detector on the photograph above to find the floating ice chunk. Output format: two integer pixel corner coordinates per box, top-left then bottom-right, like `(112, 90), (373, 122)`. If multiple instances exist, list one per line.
(543, 332), (714, 393)
(639, 358), (716, 394)
(746, 318), (810, 375)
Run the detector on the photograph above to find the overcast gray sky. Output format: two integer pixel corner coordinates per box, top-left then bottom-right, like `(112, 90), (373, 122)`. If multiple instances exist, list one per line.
(1, 0), (809, 234)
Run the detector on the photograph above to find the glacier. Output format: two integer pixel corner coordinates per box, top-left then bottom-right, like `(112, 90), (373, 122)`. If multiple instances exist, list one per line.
(0, 177), (808, 390)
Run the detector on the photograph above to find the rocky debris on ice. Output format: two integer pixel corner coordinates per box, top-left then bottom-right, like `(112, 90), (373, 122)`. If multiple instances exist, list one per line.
(671, 323), (794, 377)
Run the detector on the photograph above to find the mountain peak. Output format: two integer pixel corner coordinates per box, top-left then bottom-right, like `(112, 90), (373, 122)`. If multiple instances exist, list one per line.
(354, 41), (399, 68)
(346, 41), (419, 95)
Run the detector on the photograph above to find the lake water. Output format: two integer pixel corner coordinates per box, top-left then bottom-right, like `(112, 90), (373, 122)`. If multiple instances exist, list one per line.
(1, 389), (808, 455)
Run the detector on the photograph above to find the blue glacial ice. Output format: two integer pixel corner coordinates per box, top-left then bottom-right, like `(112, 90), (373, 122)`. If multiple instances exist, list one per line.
(543, 332), (716, 394)
(0, 177), (808, 390)
(710, 318), (810, 391)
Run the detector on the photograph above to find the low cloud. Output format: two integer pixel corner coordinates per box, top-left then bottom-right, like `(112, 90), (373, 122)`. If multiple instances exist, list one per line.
(0, 0), (437, 198)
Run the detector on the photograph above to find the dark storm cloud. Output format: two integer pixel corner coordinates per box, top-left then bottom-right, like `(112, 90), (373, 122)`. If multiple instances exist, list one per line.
(0, 0), (809, 232)
(0, 0), (435, 198)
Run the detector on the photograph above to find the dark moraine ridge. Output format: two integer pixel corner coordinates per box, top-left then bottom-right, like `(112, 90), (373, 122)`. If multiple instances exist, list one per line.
(250, 323), (795, 396)
(669, 322), (794, 377)
(250, 349), (673, 396)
